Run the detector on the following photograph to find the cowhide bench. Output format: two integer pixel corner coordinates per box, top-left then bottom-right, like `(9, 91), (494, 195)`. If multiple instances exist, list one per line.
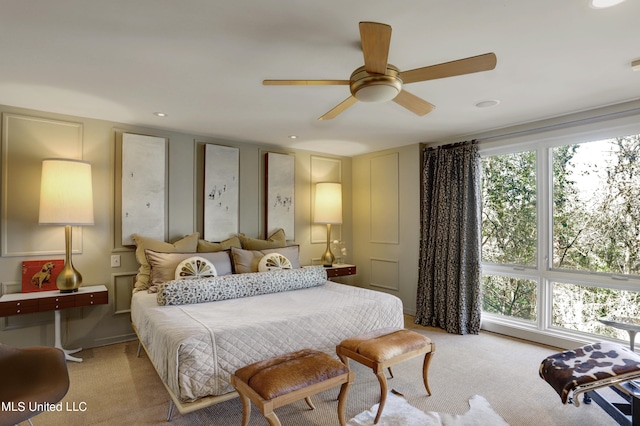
(540, 342), (640, 425)
(230, 349), (354, 426)
(336, 327), (435, 424)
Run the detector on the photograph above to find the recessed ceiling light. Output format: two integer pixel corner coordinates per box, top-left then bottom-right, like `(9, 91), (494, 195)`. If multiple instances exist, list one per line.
(474, 99), (500, 108)
(288, 135), (298, 139)
(590, 0), (626, 9)
(153, 112), (167, 117)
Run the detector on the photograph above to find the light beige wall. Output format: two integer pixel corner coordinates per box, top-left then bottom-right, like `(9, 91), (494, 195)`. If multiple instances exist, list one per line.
(0, 104), (351, 349)
(352, 144), (421, 315)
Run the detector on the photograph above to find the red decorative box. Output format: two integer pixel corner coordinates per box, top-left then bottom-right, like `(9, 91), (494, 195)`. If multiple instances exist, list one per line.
(21, 260), (64, 292)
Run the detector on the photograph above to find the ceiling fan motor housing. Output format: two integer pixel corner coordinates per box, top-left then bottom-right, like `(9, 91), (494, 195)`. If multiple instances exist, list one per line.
(350, 65), (402, 103)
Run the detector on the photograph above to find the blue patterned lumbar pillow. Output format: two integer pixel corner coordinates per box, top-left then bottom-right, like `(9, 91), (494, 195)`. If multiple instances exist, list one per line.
(157, 265), (327, 306)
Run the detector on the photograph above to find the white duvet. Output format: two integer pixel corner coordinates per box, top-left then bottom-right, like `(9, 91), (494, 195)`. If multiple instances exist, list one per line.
(131, 281), (404, 402)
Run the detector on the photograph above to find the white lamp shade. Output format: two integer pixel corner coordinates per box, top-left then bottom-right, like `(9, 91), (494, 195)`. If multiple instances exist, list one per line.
(314, 182), (342, 224)
(39, 159), (95, 225)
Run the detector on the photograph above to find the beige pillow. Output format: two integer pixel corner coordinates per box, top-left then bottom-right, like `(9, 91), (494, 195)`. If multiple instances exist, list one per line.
(231, 245), (300, 274)
(146, 250), (233, 287)
(197, 235), (242, 253)
(132, 232), (199, 291)
(238, 228), (286, 250)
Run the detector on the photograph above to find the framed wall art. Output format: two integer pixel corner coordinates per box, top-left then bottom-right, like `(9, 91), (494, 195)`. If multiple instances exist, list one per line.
(21, 259), (64, 292)
(121, 133), (167, 246)
(203, 144), (239, 241)
(265, 152), (295, 239)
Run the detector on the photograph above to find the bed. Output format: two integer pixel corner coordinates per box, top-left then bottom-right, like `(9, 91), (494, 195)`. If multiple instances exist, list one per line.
(129, 232), (404, 418)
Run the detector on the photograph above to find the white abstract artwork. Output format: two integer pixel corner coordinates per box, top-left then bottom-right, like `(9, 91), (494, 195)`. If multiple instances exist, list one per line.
(204, 144), (239, 241)
(266, 152), (295, 239)
(121, 133), (166, 245)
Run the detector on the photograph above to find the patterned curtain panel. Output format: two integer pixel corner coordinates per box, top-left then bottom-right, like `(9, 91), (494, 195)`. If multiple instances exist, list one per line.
(415, 141), (482, 334)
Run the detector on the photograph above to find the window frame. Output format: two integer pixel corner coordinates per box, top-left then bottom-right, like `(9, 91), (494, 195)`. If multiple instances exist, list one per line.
(478, 113), (640, 348)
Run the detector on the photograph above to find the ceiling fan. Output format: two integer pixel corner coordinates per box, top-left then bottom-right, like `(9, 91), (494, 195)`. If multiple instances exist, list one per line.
(263, 21), (497, 120)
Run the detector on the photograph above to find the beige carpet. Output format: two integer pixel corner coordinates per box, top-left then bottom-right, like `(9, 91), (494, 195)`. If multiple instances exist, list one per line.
(25, 322), (620, 425)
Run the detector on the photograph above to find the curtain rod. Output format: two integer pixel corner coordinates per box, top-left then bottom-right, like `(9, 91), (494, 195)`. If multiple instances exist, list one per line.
(422, 140), (477, 151)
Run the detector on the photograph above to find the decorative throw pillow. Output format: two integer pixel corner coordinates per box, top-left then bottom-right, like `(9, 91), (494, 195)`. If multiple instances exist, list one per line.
(146, 250), (232, 289)
(175, 256), (217, 280)
(197, 235), (242, 253)
(238, 228), (287, 250)
(132, 232), (199, 292)
(231, 245), (300, 274)
(258, 253), (293, 272)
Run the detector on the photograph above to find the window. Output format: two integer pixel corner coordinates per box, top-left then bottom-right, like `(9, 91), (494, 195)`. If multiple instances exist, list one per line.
(482, 275), (537, 322)
(552, 282), (640, 340)
(480, 131), (640, 344)
(552, 137), (640, 275)
(481, 151), (537, 267)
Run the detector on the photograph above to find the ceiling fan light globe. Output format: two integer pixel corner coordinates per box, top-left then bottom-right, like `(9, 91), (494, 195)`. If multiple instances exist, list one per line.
(354, 84), (401, 103)
(350, 65), (403, 103)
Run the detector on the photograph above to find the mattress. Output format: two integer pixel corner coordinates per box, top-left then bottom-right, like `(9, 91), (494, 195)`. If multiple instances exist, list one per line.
(131, 281), (404, 402)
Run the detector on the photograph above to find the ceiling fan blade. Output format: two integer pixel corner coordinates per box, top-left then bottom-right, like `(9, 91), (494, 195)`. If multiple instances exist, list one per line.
(263, 79), (350, 86)
(359, 21), (392, 75)
(318, 96), (358, 120)
(400, 52), (497, 84)
(392, 90), (435, 116)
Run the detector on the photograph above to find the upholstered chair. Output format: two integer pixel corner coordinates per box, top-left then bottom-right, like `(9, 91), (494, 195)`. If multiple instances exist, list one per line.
(0, 344), (70, 426)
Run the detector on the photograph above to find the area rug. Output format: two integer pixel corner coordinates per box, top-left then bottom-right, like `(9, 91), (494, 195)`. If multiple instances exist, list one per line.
(347, 392), (509, 426)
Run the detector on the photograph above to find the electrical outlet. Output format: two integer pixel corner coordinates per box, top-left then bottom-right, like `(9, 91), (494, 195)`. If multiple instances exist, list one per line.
(110, 255), (121, 268)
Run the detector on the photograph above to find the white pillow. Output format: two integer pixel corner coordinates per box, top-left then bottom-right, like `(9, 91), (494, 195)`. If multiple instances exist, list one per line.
(258, 253), (293, 272)
(175, 256), (217, 280)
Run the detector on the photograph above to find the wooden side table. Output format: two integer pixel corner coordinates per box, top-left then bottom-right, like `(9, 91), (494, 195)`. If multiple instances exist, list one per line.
(325, 264), (357, 279)
(0, 285), (108, 362)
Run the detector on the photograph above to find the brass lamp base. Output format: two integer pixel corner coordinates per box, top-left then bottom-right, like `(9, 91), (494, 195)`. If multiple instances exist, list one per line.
(321, 223), (335, 267)
(56, 225), (82, 293)
(56, 265), (81, 293)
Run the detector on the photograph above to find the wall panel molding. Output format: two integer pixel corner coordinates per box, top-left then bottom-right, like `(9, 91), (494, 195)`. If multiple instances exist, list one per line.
(369, 257), (399, 291)
(369, 153), (399, 244)
(112, 272), (137, 314)
(1, 114), (83, 256)
(1, 281), (20, 295)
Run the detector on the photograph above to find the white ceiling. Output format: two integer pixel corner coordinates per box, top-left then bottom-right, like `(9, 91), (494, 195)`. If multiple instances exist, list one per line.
(1, 0), (639, 156)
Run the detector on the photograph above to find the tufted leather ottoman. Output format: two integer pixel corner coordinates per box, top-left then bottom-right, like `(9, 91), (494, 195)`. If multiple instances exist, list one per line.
(230, 349), (354, 426)
(337, 327), (435, 424)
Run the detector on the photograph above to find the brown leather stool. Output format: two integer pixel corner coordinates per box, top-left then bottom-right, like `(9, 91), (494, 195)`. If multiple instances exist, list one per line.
(230, 349), (354, 426)
(336, 327), (435, 424)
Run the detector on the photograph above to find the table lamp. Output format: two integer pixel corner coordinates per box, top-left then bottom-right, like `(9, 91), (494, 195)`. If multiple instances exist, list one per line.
(314, 182), (342, 267)
(38, 159), (94, 293)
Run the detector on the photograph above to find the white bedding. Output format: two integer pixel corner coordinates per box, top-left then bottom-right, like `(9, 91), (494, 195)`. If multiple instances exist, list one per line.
(131, 281), (403, 402)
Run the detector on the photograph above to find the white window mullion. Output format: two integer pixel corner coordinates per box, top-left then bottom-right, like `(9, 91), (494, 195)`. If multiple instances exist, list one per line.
(537, 145), (552, 332)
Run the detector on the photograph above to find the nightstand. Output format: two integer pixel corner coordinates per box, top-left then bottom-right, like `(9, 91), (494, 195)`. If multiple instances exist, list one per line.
(325, 264), (356, 279)
(0, 285), (108, 362)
